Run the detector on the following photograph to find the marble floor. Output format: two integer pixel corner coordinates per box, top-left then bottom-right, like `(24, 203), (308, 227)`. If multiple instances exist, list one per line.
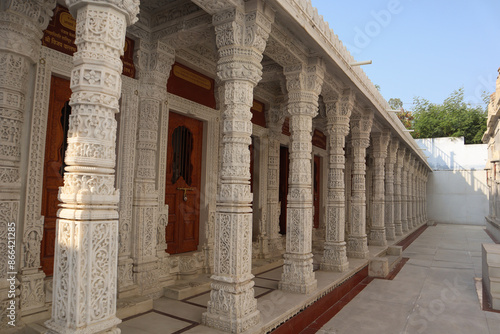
(315, 224), (500, 334)
(118, 224), (500, 334)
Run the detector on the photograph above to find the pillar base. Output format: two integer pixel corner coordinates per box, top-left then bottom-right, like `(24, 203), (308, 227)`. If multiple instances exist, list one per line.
(269, 236), (285, 256)
(279, 254), (317, 294)
(385, 226), (396, 241)
(347, 236), (369, 259)
(401, 220), (409, 233)
(202, 280), (260, 333)
(369, 228), (387, 246)
(45, 316), (121, 334)
(394, 223), (403, 236)
(321, 242), (349, 272)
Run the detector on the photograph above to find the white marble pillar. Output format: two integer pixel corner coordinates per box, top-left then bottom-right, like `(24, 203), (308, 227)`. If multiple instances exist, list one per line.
(409, 157), (416, 229)
(202, 4), (274, 332)
(400, 148), (410, 233)
(424, 169), (429, 222)
(347, 109), (373, 259)
(131, 41), (175, 296)
(393, 144), (404, 236)
(369, 130), (390, 246)
(45, 2), (139, 333)
(265, 101), (286, 256)
(321, 88), (354, 272)
(416, 164), (422, 225)
(279, 59), (324, 294)
(384, 138), (399, 239)
(0, 0), (56, 325)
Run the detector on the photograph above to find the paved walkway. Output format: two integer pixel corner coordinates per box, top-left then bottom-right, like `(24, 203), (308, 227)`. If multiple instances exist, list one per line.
(317, 224), (500, 334)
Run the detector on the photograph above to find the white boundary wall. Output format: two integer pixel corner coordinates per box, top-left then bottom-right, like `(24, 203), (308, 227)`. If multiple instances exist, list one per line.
(416, 137), (488, 225)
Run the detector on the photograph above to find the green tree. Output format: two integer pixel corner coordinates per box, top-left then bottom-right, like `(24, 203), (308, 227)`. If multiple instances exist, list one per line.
(411, 88), (487, 144)
(388, 98), (414, 129)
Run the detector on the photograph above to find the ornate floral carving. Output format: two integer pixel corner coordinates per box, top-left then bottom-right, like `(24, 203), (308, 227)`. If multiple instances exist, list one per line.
(279, 58), (323, 293)
(204, 2), (274, 332)
(368, 130), (390, 246)
(321, 88), (353, 272)
(347, 109), (373, 259)
(46, 2), (135, 332)
(385, 138), (399, 238)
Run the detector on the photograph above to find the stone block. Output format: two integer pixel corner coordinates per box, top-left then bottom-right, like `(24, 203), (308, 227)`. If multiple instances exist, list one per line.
(482, 243), (500, 311)
(387, 245), (402, 256)
(116, 296), (153, 320)
(369, 257), (389, 278)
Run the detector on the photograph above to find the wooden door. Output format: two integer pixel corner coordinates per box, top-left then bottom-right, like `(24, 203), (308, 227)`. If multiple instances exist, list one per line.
(313, 155), (321, 228)
(165, 112), (203, 254)
(41, 76), (72, 276)
(279, 146), (289, 235)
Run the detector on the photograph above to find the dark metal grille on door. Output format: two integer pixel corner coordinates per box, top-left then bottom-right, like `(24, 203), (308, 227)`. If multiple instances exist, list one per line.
(171, 125), (193, 185)
(60, 101), (71, 176)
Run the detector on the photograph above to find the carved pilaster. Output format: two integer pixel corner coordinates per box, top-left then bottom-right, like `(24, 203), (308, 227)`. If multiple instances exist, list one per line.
(384, 138), (398, 239)
(400, 149), (410, 233)
(131, 40), (175, 297)
(265, 101), (286, 256)
(203, 2), (274, 332)
(368, 130), (390, 246)
(45, 2), (138, 333)
(0, 0), (56, 328)
(347, 109), (373, 259)
(394, 146), (404, 235)
(408, 157), (416, 230)
(321, 88), (353, 272)
(278, 58), (324, 293)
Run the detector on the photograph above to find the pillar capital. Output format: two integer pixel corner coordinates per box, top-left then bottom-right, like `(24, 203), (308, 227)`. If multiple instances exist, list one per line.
(371, 130), (391, 159)
(213, 2), (274, 85)
(65, 0), (140, 25)
(324, 88), (355, 136)
(284, 58), (325, 114)
(0, 0), (56, 61)
(135, 40), (175, 92)
(351, 108), (373, 149)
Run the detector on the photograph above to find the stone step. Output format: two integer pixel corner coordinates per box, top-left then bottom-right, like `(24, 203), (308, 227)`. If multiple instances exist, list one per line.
(489, 276), (500, 294)
(491, 292), (500, 310)
(369, 246), (402, 278)
(116, 295), (153, 320)
(164, 278), (211, 300)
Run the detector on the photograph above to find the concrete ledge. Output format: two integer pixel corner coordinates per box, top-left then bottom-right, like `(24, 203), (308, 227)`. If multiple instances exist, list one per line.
(116, 296), (153, 320)
(369, 257), (389, 278)
(482, 243), (500, 311)
(387, 245), (402, 256)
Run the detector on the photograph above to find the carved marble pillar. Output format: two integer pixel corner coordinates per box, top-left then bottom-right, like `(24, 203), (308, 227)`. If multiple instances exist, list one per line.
(131, 41), (175, 297)
(385, 139), (399, 239)
(278, 59), (324, 294)
(400, 148), (409, 233)
(394, 145), (404, 236)
(424, 169), (429, 222)
(369, 130), (390, 246)
(408, 157), (416, 229)
(347, 109), (373, 259)
(321, 88), (354, 272)
(265, 101), (286, 256)
(0, 0), (55, 326)
(45, 2), (139, 333)
(416, 164), (422, 225)
(202, 4), (274, 333)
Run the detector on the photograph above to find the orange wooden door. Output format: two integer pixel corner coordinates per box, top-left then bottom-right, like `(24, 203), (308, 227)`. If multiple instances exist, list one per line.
(40, 76), (72, 276)
(165, 112), (203, 254)
(313, 155), (321, 229)
(279, 146), (289, 235)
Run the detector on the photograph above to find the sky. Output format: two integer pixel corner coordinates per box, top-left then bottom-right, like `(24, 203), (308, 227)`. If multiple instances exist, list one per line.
(309, 0), (500, 110)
